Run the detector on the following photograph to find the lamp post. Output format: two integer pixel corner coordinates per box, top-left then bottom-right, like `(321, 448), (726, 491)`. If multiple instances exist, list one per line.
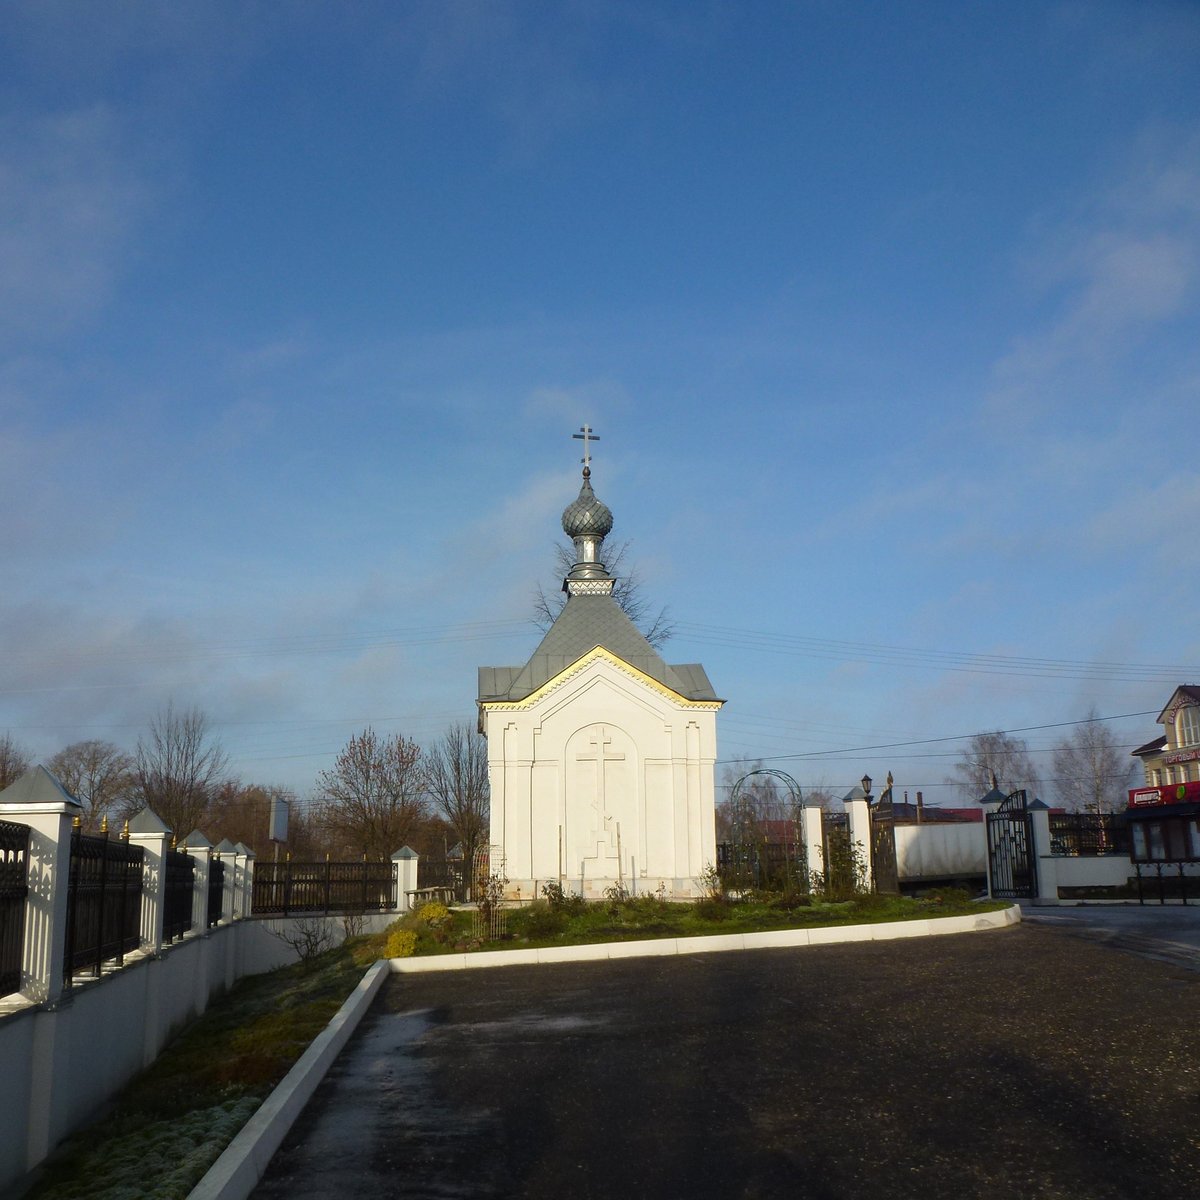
(861, 774), (873, 804)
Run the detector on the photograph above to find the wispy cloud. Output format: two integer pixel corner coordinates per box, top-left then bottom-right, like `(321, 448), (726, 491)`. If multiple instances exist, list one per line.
(0, 106), (152, 346)
(985, 133), (1200, 420)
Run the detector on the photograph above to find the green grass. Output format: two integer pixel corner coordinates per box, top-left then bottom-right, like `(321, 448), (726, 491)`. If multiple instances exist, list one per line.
(388, 887), (1011, 956)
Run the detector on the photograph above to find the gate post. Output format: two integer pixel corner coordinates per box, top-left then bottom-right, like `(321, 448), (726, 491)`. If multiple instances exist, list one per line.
(801, 801), (825, 887)
(1028, 800), (1058, 904)
(978, 784), (1006, 898)
(842, 789), (873, 892)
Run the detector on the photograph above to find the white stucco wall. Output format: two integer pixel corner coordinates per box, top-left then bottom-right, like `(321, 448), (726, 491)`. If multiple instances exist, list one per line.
(484, 654), (719, 898)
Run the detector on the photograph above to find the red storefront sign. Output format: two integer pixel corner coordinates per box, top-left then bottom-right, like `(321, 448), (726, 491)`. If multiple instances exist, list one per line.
(1129, 779), (1200, 807)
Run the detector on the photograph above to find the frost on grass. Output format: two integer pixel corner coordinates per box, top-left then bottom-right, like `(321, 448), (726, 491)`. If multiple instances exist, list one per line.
(31, 1096), (260, 1200)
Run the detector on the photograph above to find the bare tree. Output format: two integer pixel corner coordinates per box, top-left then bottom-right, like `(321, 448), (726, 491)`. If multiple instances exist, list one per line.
(0, 733), (32, 790)
(48, 740), (136, 830)
(533, 538), (674, 648)
(1053, 708), (1136, 814)
(135, 703), (228, 836)
(205, 780), (322, 858)
(718, 759), (803, 840)
(947, 732), (1041, 801)
(424, 723), (489, 869)
(314, 728), (426, 860)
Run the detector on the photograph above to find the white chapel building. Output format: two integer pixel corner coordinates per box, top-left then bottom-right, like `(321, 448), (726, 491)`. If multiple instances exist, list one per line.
(477, 437), (723, 899)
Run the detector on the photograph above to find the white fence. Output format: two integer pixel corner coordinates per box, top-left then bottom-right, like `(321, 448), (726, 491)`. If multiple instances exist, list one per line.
(0, 766), (417, 1193)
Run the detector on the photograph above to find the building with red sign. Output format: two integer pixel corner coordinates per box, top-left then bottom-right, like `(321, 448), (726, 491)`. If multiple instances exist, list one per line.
(1126, 685), (1200, 870)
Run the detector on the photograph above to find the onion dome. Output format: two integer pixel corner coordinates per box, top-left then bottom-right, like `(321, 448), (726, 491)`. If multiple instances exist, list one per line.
(561, 465), (615, 595)
(561, 467), (613, 540)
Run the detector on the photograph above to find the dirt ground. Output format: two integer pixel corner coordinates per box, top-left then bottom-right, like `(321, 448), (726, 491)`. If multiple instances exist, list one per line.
(254, 924), (1200, 1199)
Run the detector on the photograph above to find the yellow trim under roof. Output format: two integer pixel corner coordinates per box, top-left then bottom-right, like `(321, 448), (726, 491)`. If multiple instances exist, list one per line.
(479, 645), (724, 713)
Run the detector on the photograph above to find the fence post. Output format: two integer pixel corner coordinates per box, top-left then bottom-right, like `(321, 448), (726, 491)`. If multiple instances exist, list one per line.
(0, 767), (81, 1005)
(233, 843), (253, 917)
(242, 845), (256, 916)
(393, 846), (418, 912)
(179, 830), (213, 935)
(1028, 800), (1057, 904)
(215, 839), (238, 922)
(843, 792), (873, 892)
(127, 808), (171, 956)
(801, 801), (825, 887)
(977, 784), (1006, 898)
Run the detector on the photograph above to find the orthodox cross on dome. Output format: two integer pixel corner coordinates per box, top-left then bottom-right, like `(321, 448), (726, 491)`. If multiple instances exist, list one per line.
(572, 424), (600, 473)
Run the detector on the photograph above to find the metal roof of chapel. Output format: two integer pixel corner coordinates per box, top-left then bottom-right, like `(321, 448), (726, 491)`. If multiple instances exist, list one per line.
(478, 593), (719, 703)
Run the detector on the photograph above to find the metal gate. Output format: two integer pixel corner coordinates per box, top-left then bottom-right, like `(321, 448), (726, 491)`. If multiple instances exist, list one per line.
(870, 785), (899, 895)
(986, 789), (1037, 899)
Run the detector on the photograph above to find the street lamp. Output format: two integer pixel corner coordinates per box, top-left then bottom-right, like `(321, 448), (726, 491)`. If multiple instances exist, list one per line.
(861, 774), (873, 802)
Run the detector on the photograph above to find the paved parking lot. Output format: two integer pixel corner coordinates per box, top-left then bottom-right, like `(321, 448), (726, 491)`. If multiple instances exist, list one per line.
(255, 923), (1200, 1199)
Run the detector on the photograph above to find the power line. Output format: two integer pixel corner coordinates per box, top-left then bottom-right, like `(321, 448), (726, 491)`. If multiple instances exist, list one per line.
(715, 709), (1158, 766)
(676, 622), (1198, 684)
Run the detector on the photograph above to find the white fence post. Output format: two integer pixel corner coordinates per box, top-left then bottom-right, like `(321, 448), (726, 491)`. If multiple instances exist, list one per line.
(234, 843), (255, 917)
(127, 808), (172, 956)
(215, 839), (238, 922)
(1029, 800), (1058, 903)
(393, 846), (418, 911)
(842, 788), (873, 891)
(977, 785), (1006, 898)
(0, 766), (82, 1005)
(180, 831), (213, 934)
(801, 801), (825, 885)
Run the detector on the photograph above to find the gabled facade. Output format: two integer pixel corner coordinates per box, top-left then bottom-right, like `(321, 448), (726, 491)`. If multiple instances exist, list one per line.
(1129, 685), (1200, 807)
(478, 448), (722, 899)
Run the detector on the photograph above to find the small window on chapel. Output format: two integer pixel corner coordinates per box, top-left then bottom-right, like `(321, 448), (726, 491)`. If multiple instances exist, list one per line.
(1178, 706), (1200, 749)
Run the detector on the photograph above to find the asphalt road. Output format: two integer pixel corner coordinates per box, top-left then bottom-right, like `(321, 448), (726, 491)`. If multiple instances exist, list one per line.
(1022, 901), (1200, 968)
(254, 925), (1200, 1200)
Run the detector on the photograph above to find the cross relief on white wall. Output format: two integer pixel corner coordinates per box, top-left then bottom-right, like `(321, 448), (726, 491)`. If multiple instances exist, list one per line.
(576, 724), (625, 857)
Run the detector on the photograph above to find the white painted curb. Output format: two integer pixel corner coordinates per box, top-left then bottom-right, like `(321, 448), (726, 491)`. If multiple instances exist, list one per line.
(389, 904), (1021, 974)
(188, 959), (389, 1200)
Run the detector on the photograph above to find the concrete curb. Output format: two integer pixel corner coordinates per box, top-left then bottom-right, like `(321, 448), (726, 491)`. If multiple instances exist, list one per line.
(389, 904), (1021, 973)
(187, 958), (389, 1200)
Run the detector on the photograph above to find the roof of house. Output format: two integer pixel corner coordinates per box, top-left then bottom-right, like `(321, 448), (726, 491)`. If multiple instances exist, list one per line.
(1131, 735), (1169, 757)
(1157, 685), (1200, 723)
(478, 593), (720, 704)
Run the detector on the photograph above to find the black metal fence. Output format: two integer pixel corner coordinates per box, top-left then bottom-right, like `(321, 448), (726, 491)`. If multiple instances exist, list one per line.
(251, 859), (396, 916)
(418, 857), (466, 901)
(164, 848), (195, 942)
(64, 825), (145, 984)
(0, 819), (30, 996)
(716, 840), (807, 891)
(207, 856), (225, 928)
(1049, 813), (1130, 857)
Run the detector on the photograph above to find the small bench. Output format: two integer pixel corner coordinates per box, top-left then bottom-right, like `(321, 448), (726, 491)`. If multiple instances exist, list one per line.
(406, 886), (455, 908)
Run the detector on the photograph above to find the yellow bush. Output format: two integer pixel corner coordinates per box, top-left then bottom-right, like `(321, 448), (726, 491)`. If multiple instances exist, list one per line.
(385, 928), (418, 958)
(415, 901), (450, 927)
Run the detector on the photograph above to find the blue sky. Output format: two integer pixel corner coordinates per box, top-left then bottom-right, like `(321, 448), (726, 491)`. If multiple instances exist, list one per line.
(2, 1), (1198, 808)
